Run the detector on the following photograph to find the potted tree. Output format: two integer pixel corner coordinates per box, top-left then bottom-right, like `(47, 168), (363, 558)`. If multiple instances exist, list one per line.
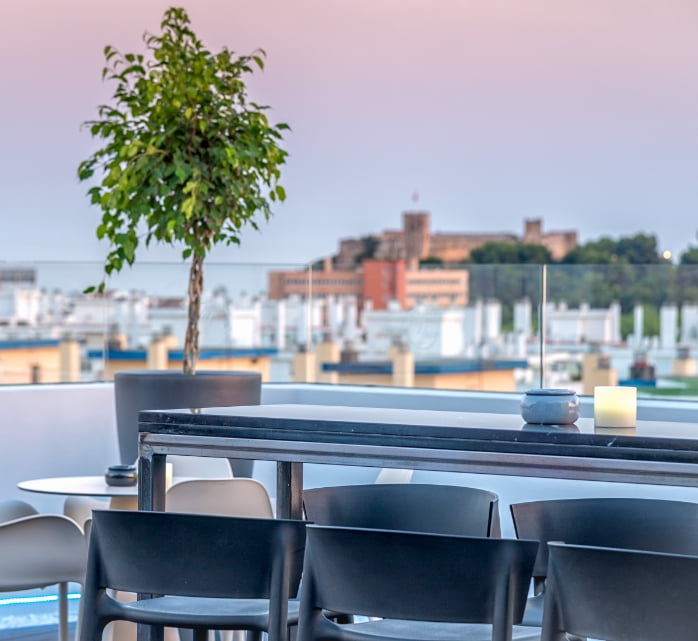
(78, 7), (288, 469)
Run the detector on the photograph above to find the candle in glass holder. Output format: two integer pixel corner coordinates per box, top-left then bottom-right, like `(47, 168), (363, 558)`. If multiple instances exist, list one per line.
(594, 386), (637, 428)
(166, 462), (174, 488)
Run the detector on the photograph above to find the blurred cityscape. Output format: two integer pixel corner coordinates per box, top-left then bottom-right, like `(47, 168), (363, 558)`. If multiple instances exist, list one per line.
(3, 211), (698, 399)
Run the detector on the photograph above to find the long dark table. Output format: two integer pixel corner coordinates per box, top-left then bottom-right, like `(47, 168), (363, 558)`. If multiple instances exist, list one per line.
(138, 403), (698, 519)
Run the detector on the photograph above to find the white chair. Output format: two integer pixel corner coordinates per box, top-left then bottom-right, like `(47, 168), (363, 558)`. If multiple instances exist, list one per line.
(62, 456), (234, 529)
(0, 502), (87, 641)
(64, 495), (109, 531)
(0, 498), (39, 522)
(374, 468), (413, 483)
(166, 477), (273, 517)
(167, 455), (234, 479)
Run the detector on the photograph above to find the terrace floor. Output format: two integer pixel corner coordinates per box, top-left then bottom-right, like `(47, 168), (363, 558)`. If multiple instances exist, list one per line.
(0, 624), (72, 641)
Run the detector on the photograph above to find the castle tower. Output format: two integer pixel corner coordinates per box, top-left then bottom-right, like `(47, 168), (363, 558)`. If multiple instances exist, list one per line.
(402, 211), (430, 261)
(523, 218), (542, 243)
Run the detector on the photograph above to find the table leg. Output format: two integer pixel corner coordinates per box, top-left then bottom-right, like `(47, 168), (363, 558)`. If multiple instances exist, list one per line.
(138, 452), (167, 512)
(137, 452), (166, 641)
(276, 462), (303, 520)
(57, 582), (68, 641)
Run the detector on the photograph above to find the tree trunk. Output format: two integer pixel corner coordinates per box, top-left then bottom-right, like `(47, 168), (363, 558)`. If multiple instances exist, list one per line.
(183, 252), (204, 374)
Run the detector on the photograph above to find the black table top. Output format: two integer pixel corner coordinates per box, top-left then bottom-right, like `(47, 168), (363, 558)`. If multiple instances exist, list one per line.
(139, 403), (698, 466)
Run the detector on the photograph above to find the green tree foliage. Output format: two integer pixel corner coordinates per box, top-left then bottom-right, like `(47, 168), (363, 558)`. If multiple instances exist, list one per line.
(620, 306), (660, 340)
(674, 237), (698, 304)
(643, 305), (661, 337)
(549, 234), (670, 319)
(470, 242), (552, 264)
(467, 233), (680, 333)
(78, 7), (288, 373)
(467, 245), (550, 324)
(355, 236), (380, 263)
(675, 263), (698, 306)
(547, 263), (676, 315)
(466, 264), (544, 330)
(616, 235), (662, 264)
(680, 247), (698, 265)
(419, 256), (444, 266)
(561, 234), (661, 265)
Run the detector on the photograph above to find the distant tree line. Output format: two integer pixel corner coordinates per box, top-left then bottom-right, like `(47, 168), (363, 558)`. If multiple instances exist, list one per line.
(425, 233), (698, 337)
(328, 232), (698, 337)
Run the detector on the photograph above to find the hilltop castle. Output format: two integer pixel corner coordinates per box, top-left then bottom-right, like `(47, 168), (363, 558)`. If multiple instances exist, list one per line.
(335, 213), (578, 268)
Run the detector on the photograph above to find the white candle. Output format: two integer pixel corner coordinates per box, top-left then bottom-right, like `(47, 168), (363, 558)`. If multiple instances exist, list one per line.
(594, 386), (637, 428)
(166, 462), (174, 488)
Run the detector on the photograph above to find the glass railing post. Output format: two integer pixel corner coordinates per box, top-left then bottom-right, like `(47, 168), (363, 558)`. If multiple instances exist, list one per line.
(539, 263), (547, 388)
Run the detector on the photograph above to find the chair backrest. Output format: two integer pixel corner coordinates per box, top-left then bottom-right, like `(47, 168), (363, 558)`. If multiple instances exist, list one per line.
(373, 468), (413, 483)
(303, 483), (500, 537)
(0, 499), (38, 524)
(63, 496), (108, 531)
(0, 514), (86, 590)
(168, 455), (233, 479)
(542, 543), (698, 641)
(87, 510), (306, 598)
(166, 478), (274, 517)
(510, 497), (698, 578)
(300, 525), (537, 639)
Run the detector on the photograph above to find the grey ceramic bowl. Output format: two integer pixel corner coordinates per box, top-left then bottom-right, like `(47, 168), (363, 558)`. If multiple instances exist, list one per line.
(105, 464), (137, 487)
(520, 388), (580, 425)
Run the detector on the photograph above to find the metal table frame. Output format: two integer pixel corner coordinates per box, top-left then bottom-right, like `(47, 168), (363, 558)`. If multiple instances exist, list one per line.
(138, 404), (698, 519)
(135, 402), (698, 641)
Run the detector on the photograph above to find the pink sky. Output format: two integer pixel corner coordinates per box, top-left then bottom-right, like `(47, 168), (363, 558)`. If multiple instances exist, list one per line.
(2, 0), (697, 266)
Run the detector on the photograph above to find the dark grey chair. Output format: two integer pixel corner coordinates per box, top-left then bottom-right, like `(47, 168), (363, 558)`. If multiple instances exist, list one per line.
(79, 510), (306, 641)
(303, 483), (501, 537)
(542, 542), (698, 641)
(510, 497), (698, 628)
(298, 525), (539, 641)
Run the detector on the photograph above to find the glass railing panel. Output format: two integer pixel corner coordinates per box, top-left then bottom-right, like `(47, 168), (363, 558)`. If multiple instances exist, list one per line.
(7, 258), (698, 401)
(0, 261), (310, 385)
(0, 260), (550, 393)
(0, 261), (110, 385)
(464, 263), (544, 392)
(544, 262), (698, 401)
(102, 261), (313, 384)
(308, 262), (543, 394)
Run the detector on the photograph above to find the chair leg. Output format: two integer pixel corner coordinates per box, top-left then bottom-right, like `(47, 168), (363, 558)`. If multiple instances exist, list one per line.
(58, 581), (69, 641)
(193, 629), (209, 641)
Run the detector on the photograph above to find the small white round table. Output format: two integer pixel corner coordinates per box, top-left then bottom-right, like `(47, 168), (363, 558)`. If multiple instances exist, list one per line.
(18, 475), (139, 510)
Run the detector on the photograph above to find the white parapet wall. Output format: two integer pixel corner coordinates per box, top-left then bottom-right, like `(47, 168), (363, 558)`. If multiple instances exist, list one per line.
(0, 383), (119, 513)
(261, 382), (698, 422)
(1, 381), (698, 534)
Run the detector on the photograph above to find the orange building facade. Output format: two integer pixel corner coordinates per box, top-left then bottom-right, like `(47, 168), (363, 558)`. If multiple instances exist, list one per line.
(267, 261), (363, 301)
(267, 260), (468, 311)
(362, 260), (407, 309)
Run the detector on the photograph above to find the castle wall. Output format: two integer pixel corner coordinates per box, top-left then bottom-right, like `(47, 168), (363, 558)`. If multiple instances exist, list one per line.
(429, 233), (517, 261)
(336, 238), (365, 269)
(337, 213), (577, 266)
(539, 231), (578, 261)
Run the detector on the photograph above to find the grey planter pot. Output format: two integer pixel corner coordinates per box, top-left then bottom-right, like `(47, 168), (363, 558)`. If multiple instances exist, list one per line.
(114, 370), (261, 476)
